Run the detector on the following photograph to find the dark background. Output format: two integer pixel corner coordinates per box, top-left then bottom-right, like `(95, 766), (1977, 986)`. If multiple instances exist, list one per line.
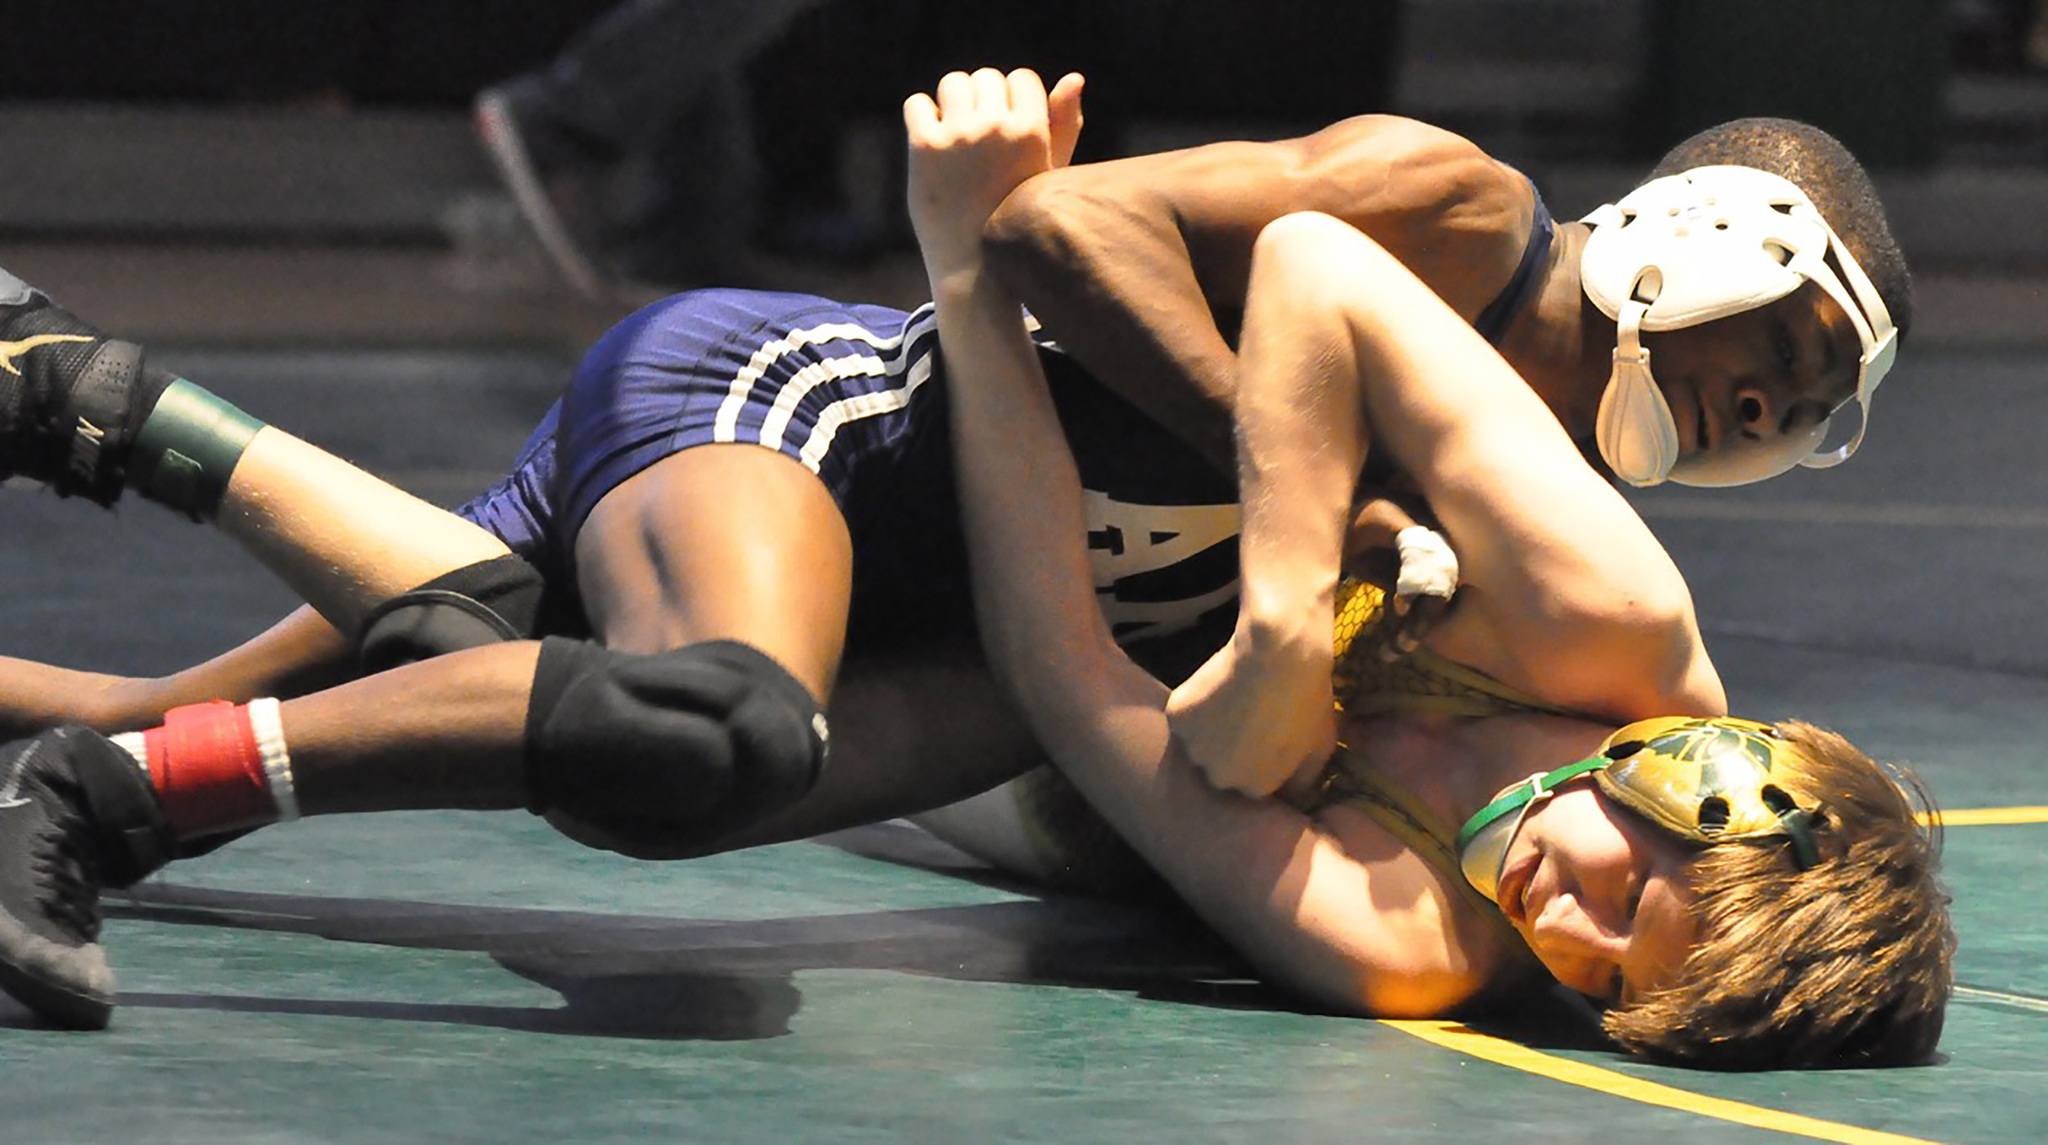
(4, 0), (2013, 168)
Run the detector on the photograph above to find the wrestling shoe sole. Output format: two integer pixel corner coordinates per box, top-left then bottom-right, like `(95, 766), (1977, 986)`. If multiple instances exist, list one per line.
(0, 907), (113, 1030)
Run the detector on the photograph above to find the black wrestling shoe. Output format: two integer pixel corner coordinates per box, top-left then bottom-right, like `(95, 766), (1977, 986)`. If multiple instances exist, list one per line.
(0, 267), (172, 506)
(0, 727), (171, 1030)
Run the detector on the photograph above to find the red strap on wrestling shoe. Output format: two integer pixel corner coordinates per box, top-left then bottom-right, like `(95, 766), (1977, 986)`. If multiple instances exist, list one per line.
(141, 700), (278, 839)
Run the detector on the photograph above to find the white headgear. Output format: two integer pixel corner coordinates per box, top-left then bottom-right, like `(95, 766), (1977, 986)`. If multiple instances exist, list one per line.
(1580, 165), (1899, 487)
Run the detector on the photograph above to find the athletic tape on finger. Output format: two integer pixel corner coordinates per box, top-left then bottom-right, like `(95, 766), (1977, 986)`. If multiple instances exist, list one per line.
(1394, 525), (1460, 601)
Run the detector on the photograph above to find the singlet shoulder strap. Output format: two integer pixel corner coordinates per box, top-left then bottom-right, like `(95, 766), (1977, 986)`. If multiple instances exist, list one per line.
(1471, 177), (1555, 346)
(1332, 579), (1578, 722)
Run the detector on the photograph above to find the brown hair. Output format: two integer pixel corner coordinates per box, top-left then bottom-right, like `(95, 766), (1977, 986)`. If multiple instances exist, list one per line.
(1646, 117), (1914, 342)
(1605, 720), (1954, 1068)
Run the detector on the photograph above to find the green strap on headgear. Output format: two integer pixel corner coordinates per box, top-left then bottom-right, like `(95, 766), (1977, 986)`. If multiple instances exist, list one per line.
(1455, 756), (1608, 905)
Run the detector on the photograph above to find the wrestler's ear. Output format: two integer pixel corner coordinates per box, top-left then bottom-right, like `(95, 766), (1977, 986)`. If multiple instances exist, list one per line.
(1048, 72), (1085, 168)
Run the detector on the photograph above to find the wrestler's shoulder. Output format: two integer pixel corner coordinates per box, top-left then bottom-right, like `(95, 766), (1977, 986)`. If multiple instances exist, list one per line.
(1293, 115), (1526, 215)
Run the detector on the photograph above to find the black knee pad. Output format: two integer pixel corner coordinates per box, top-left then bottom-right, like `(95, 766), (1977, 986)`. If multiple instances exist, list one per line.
(357, 555), (546, 672)
(523, 638), (828, 853)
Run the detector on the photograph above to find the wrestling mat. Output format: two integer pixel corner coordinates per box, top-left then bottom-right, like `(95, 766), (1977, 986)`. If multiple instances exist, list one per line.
(3, 343), (2042, 1143)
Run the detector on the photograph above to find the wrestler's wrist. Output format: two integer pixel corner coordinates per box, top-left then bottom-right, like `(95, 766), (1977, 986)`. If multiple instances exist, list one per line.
(1239, 561), (1338, 627)
(930, 262), (1031, 331)
(925, 267), (980, 302)
(1231, 597), (1336, 669)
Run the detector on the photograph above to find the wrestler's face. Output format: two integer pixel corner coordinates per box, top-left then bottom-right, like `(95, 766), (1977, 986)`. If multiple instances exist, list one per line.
(1492, 781), (1699, 1007)
(1642, 281), (1866, 470)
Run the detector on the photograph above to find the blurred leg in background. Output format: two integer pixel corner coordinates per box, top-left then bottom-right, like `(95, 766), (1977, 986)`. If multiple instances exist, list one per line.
(474, 0), (832, 298)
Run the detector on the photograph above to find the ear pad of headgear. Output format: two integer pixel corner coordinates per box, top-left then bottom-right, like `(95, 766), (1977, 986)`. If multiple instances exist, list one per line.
(1593, 337), (1681, 487)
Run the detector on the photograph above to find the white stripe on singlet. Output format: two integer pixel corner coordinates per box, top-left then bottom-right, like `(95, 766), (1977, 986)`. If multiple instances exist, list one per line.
(712, 305), (939, 469)
(797, 350), (938, 472)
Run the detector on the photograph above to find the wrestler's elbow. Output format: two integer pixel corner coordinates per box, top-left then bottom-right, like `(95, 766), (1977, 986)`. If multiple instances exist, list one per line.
(1251, 210), (1351, 270)
(983, 173), (1086, 284)
(1241, 913), (1492, 1020)
(1545, 597), (1724, 720)
(1277, 953), (1485, 1020)
(1614, 582), (1721, 711)
(1362, 968), (1487, 1019)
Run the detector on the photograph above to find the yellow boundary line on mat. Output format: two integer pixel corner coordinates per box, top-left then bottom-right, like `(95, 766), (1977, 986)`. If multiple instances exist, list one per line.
(1379, 1021), (1937, 1145)
(1922, 806), (2048, 827)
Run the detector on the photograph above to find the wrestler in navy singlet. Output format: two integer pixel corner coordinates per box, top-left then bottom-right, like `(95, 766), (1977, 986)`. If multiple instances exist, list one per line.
(454, 290), (1239, 655)
(457, 188), (1556, 657)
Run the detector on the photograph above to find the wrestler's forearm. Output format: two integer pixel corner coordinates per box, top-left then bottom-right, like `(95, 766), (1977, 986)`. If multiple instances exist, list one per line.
(980, 119), (1509, 481)
(934, 268), (1121, 705)
(152, 605), (357, 708)
(1250, 212), (1726, 715)
(0, 657), (144, 738)
(931, 266), (1282, 962)
(1230, 250), (1370, 645)
(984, 173), (1240, 473)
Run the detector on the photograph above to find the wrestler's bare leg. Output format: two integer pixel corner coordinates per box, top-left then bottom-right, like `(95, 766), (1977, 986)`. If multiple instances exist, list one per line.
(0, 607), (346, 738)
(567, 445), (1050, 852)
(574, 446), (851, 697)
(34, 444), (1018, 840)
(5, 403), (1019, 835)
(276, 640), (540, 814)
(215, 428), (512, 635)
(161, 429), (1046, 826)
(0, 423), (518, 735)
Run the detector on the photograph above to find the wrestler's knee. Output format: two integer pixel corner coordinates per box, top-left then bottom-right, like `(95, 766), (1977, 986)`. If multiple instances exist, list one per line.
(1250, 210), (1392, 318)
(522, 637), (828, 859)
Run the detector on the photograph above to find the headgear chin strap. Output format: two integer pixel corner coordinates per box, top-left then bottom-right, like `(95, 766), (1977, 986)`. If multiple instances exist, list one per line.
(1455, 716), (1827, 908)
(1581, 165), (1899, 488)
(1457, 758), (1607, 905)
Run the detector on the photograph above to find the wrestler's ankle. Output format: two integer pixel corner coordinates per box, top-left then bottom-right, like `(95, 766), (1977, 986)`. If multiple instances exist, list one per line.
(125, 378), (267, 522)
(113, 698), (299, 841)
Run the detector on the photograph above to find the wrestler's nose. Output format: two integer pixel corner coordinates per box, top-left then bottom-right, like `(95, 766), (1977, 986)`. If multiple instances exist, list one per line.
(1734, 385), (1775, 438)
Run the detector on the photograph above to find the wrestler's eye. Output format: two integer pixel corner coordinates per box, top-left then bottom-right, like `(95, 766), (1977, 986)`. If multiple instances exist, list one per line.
(1773, 322), (1798, 372)
(1609, 966), (1628, 1006)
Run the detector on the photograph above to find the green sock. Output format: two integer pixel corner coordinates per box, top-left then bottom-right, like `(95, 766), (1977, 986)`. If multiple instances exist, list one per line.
(127, 379), (264, 521)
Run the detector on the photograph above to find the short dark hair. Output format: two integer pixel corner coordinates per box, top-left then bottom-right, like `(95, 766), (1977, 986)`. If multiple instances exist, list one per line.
(1647, 118), (1913, 341)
